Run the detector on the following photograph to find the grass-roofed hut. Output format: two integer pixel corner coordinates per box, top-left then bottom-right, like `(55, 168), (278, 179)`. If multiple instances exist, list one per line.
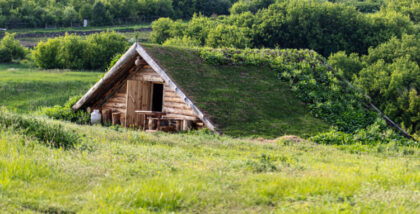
(73, 43), (329, 137)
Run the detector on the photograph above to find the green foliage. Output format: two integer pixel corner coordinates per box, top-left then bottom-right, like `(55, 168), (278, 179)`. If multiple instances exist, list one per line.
(199, 47), (377, 133)
(327, 34), (420, 139)
(0, 33), (27, 63)
(31, 38), (63, 69)
(206, 24), (252, 48)
(363, 34), (420, 66)
(107, 53), (124, 71)
(355, 57), (420, 138)
(152, 0), (414, 56)
(59, 34), (90, 69)
(311, 119), (418, 147)
(0, 0), (234, 28)
(385, 0), (420, 24)
(0, 109), (80, 148)
(32, 32), (128, 70)
(91, 1), (112, 26)
(86, 31), (129, 70)
(328, 51), (363, 80)
(42, 95), (90, 125)
(230, 0), (275, 14)
(163, 36), (201, 47)
(151, 18), (176, 44)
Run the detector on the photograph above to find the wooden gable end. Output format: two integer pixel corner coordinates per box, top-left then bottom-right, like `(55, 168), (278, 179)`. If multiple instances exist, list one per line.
(91, 61), (200, 128)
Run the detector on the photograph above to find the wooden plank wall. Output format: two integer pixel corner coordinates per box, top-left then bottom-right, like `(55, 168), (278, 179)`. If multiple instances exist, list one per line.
(163, 83), (199, 121)
(94, 64), (201, 127)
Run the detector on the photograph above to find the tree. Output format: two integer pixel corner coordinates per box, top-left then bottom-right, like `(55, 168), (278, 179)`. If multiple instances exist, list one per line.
(63, 6), (79, 26)
(91, 1), (111, 26)
(206, 24), (252, 48)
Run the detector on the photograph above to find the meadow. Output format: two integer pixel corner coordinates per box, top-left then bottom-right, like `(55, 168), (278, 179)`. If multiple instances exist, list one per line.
(0, 64), (419, 213)
(0, 114), (419, 213)
(0, 64), (101, 113)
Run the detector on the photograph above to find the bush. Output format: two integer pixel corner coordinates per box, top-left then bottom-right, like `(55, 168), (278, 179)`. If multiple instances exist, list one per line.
(310, 119), (418, 147)
(206, 24), (252, 48)
(32, 38), (63, 69)
(151, 18), (175, 44)
(328, 51), (363, 80)
(163, 36), (201, 48)
(60, 34), (90, 69)
(0, 33), (27, 62)
(42, 95), (90, 125)
(0, 108), (80, 148)
(86, 31), (129, 70)
(32, 32), (128, 70)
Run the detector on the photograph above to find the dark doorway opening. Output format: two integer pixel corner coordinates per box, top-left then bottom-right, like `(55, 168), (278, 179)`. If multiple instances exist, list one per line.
(152, 84), (163, 112)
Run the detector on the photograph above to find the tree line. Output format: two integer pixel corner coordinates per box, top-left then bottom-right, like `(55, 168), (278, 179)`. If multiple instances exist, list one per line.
(0, 0), (238, 28)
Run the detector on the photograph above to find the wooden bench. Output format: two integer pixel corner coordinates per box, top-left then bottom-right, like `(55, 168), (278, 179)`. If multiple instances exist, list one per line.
(135, 111), (166, 131)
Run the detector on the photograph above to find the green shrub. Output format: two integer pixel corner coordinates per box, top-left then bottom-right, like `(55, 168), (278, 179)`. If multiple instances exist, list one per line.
(32, 38), (63, 69)
(86, 31), (129, 70)
(206, 24), (252, 49)
(310, 119), (419, 147)
(163, 36), (201, 48)
(42, 95), (90, 125)
(0, 33), (27, 62)
(151, 18), (176, 44)
(60, 34), (90, 70)
(32, 32), (128, 70)
(0, 109), (80, 148)
(328, 51), (363, 81)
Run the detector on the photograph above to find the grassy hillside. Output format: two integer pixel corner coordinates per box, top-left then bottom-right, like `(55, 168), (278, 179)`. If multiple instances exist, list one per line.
(0, 64), (101, 112)
(142, 44), (329, 137)
(0, 115), (418, 213)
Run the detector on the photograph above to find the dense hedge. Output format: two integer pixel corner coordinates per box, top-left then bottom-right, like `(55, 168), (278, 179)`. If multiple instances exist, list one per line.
(0, 109), (80, 148)
(152, 0), (414, 56)
(32, 31), (128, 70)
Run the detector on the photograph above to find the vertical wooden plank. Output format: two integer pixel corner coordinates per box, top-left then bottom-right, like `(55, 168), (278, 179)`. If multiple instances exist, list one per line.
(126, 80), (142, 127)
(141, 81), (152, 110)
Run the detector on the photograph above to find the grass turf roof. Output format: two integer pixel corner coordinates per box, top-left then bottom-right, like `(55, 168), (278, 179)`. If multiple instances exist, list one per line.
(141, 44), (329, 138)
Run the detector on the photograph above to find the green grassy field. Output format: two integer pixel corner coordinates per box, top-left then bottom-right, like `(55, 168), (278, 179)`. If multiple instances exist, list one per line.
(0, 116), (419, 213)
(0, 64), (101, 112)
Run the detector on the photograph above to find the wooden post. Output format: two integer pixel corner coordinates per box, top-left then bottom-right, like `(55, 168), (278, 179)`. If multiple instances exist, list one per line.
(182, 120), (192, 131)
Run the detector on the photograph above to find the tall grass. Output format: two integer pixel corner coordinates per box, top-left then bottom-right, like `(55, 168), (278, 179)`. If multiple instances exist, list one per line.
(0, 109), (80, 148)
(0, 119), (418, 213)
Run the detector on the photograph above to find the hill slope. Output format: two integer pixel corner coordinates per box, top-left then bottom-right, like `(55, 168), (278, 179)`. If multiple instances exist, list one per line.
(142, 44), (329, 137)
